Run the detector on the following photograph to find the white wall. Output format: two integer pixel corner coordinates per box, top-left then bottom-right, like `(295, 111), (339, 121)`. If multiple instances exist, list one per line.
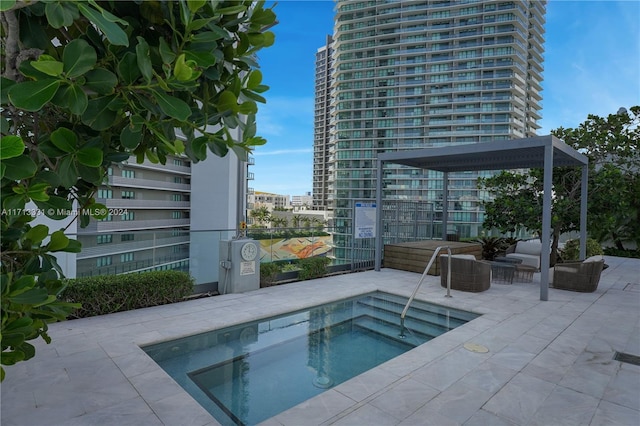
(189, 145), (244, 286)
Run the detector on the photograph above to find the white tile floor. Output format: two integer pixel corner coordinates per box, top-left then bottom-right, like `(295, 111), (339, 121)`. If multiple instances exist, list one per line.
(2, 256), (639, 426)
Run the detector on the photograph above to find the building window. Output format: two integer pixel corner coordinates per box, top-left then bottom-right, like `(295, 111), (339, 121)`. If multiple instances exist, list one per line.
(171, 211), (182, 219)
(121, 191), (135, 199)
(97, 189), (112, 199)
(171, 194), (182, 201)
(174, 176), (182, 183)
(98, 214), (113, 222)
(173, 159), (182, 166)
(107, 167), (113, 176)
(122, 170), (135, 178)
(96, 256), (112, 267)
(121, 233), (135, 242)
(120, 252), (134, 262)
(97, 234), (113, 244)
(121, 211), (135, 221)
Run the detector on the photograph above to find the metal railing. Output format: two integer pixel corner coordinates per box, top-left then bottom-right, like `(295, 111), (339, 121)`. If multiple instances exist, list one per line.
(399, 245), (451, 338)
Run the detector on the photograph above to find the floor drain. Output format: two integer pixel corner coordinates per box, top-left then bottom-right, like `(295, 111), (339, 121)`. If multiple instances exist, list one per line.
(614, 351), (640, 366)
(464, 342), (489, 353)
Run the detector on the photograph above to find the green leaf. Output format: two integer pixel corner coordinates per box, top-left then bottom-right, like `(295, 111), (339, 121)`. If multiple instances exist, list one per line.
(31, 58), (64, 77)
(24, 224), (49, 245)
(152, 90), (191, 121)
(120, 126), (142, 149)
(82, 96), (117, 130)
(191, 136), (208, 161)
(84, 68), (117, 95)
(238, 101), (257, 115)
(183, 50), (216, 67)
(35, 195), (72, 220)
(26, 182), (50, 202)
(135, 37), (153, 83)
(57, 155), (78, 188)
(117, 52), (140, 84)
(173, 54), (192, 81)
(216, 5), (246, 15)
(50, 127), (78, 153)
(57, 84), (88, 115)
(63, 239), (82, 253)
(217, 90), (238, 113)
(158, 37), (176, 64)
(9, 288), (49, 305)
(77, 164), (102, 185)
(0, 0), (16, 12)
(191, 31), (225, 44)
(45, 1), (79, 28)
(47, 230), (70, 251)
(76, 147), (103, 167)
(0, 136), (24, 159)
(77, 3), (129, 47)
(2, 155), (37, 180)
(8, 79), (61, 111)
(62, 39), (97, 78)
(187, 0), (206, 13)
(87, 202), (108, 219)
(1, 76), (16, 104)
(246, 70), (262, 90)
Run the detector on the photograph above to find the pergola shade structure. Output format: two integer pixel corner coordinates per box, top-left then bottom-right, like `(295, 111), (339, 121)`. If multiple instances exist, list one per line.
(375, 135), (589, 301)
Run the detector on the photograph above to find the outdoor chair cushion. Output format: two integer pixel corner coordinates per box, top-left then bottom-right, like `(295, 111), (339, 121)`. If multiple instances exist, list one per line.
(440, 255), (490, 293)
(505, 241), (542, 270)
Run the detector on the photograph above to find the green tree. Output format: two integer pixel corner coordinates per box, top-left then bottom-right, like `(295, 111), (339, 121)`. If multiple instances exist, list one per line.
(1, 0), (276, 380)
(270, 215), (288, 229)
(250, 205), (271, 227)
(480, 106), (640, 263)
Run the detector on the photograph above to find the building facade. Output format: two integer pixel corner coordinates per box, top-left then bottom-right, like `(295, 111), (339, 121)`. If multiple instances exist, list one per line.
(326, 0), (545, 262)
(74, 147), (251, 285)
(312, 35), (335, 211)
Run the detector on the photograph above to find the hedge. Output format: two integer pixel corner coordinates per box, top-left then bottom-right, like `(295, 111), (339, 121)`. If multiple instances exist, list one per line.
(61, 270), (194, 318)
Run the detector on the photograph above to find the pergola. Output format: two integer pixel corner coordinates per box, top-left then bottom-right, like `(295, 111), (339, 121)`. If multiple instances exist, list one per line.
(375, 135), (589, 301)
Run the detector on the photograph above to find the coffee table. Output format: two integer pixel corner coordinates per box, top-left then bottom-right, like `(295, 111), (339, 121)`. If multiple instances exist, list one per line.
(489, 261), (516, 284)
(514, 265), (537, 283)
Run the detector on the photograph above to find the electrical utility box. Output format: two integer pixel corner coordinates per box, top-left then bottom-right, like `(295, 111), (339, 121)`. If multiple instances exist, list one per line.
(218, 239), (260, 294)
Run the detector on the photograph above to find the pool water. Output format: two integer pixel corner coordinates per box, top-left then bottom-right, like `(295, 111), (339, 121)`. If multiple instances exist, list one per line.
(142, 292), (478, 425)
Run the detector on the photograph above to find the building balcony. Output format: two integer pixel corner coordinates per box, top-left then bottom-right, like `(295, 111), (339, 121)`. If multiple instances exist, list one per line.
(108, 176), (191, 192)
(102, 199), (191, 209)
(82, 218), (191, 232)
(77, 235), (190, 259)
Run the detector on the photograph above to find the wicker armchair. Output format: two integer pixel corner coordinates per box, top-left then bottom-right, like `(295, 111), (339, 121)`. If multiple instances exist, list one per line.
(440, 255), (491, 293)
(552, 259), (604, 293)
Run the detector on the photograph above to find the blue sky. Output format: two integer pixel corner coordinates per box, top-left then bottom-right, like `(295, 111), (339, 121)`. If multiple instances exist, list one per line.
(251, 1), (640, 196)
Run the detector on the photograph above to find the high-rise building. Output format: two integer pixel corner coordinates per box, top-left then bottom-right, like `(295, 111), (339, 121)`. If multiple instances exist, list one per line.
(73, 148), (251, 288)
(312, 35), (335, 211)
(323, 0), (545, 262)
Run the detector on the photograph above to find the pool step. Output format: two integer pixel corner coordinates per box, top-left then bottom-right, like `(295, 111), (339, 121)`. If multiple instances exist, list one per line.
(353, 315), (432, 347)
(357, 304), (451, 338)
(356, 296), (471, 330)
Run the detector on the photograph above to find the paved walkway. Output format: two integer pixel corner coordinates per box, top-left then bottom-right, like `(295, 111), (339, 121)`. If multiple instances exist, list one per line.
(2, 256), (639, 425)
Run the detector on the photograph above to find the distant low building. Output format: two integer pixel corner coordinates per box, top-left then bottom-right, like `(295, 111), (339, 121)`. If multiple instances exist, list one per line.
(291, 192), (313, 210)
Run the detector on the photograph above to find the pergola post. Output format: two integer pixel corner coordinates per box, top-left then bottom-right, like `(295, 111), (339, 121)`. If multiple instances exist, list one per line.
(580, 165), (588, 259)
(442, 171), (449, 241)
(540, 144), (553, 301)
(375, 159), (383, 271)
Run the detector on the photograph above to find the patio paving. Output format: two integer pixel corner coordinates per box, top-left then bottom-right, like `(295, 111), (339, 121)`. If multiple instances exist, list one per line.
(2, 255), (639, 426)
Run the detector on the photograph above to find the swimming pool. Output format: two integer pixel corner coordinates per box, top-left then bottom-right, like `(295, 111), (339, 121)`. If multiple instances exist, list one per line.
(142, 291), (479, 425)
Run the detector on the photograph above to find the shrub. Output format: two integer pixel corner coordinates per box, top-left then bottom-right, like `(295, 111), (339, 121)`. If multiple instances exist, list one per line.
(61, 271), (194, 318)
(561, 238), (603, 261)
(475, 236), (510, 260)
(297, 257), (331, 281)
(260, 262), (282, 287)
(603, 247), (640, 258)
